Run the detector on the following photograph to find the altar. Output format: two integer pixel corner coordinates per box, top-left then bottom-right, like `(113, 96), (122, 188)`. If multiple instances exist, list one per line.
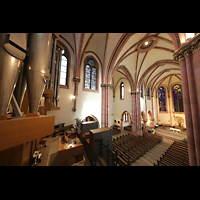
(170, 127), (181, 133)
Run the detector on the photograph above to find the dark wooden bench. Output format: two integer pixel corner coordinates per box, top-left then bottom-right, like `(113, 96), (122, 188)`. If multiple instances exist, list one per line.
(112, 132), (163, 165)
(155, 140), (189, 166)
(113, 140), (136, 162)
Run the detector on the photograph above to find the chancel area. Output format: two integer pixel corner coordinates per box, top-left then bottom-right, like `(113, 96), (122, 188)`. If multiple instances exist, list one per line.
(0, 33), (199, 166)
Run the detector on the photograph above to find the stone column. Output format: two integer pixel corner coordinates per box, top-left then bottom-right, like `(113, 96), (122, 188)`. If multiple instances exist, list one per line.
(173, 34), (200, 165)
(136, 92), (142, 136)
(179, 59), (196, 166)
(151, 95), (155, 127)
(72, 77), (80, 112)
(131, 91), (142, 136)
(185, 54), (200, 165)
(101, 84), (112, 128)
(131, 92), (137, 135)
(192, 48), (200, 166)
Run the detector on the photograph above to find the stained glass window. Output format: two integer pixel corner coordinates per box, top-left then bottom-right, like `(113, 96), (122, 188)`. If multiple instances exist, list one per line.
(158, 86), (166, 111)
(84, 59), (97, 90)
(91, 67), (97, 90)
(60, 50), (68, 86)
(120, 82), (124, 99)
(88, 58), (95, 67)
(85, 64), (91, 89)
(141, 84), (143, 98)
(147, 88), (150, 96)
(172, 84), (184, 112)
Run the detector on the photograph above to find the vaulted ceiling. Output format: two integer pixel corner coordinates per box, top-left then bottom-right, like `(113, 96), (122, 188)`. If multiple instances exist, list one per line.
(58, 33), (181, 94)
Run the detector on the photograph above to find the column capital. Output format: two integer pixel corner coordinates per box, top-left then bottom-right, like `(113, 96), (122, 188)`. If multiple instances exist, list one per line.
(131, 91), (141, 95)
(173, 33), (200, 61)
(72, 77), (81, 83)
(101, 84), (112, 88)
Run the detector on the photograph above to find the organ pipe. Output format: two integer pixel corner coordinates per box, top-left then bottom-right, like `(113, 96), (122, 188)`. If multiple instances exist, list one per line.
(24, 33), (52, 113)
(0, 33), (60, 118)
(0, 33), (27, 116)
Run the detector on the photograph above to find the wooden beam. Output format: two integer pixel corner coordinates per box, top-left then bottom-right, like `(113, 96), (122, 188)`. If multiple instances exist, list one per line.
(0, 115), (55, 151)
(43, 88), (54, 96)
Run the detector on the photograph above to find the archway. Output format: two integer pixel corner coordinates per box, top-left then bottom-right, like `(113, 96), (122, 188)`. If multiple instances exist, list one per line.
(121, 111), (131, 130)
(81, 114), (100, 128)
(101, 33), (183, 133)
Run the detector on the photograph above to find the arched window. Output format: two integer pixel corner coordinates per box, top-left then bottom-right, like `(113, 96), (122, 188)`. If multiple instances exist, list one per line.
(120, 82), (124, 100)
(60, 50), (68, 86)
(158, 86), (166, 112)
(172, 84), (184, 112)
(147, 87), (150, 96)
(141, 84), (143, 98)
(57, 40), (71, 89)
(84, 58), (97, 91)
(124, 112), (129, 122)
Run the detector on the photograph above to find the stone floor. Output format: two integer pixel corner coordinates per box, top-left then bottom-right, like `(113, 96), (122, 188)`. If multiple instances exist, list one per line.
(37, 126), (187, 166)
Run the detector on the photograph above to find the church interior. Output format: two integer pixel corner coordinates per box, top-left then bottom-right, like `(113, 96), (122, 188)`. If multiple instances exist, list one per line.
(0, 33), (199, 166)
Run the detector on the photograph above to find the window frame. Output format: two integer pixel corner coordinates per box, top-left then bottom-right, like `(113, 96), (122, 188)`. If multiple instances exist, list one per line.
(83, 56), (99, 93)
(158, 86), (167, 113)
(120, 82), (125, 100)
(171, 84), (184, 113)
(57, 40), (70, 89)
(124, 112), (129, 122)
(60, 53), (68, 87)
(141, 84), (143, 98)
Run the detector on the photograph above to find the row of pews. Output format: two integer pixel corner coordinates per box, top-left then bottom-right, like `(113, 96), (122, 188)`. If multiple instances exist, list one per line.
(124, 125), (132, 131)
(112, 132), (163, 166)
(112, 125), (121, 135)
(154, 141), (189, 166)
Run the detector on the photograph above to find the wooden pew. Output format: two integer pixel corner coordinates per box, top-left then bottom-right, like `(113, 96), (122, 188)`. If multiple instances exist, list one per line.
(113, 140), (136, 162)
(112, 132), (163, 165)
(112, 144), (132, 165)
(113, 138), (140, 159)
(155, 140), (189, 166)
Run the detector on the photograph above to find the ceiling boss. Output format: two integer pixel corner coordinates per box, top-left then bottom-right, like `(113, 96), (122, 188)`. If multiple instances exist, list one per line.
(137, 36), (157, 53)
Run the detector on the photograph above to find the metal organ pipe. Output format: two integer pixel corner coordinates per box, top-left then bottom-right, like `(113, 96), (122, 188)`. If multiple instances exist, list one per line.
(48, 34), (57, 91)
(13, 61), (27, 109)
(0, 33), (27, 116)
(0, 33), (57, 117)
(54, 48), (62, 107)
(24, 33), (52, 113)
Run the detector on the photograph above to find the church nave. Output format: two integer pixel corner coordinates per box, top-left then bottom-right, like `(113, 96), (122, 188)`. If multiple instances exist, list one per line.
(0, 33), (198, 166)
